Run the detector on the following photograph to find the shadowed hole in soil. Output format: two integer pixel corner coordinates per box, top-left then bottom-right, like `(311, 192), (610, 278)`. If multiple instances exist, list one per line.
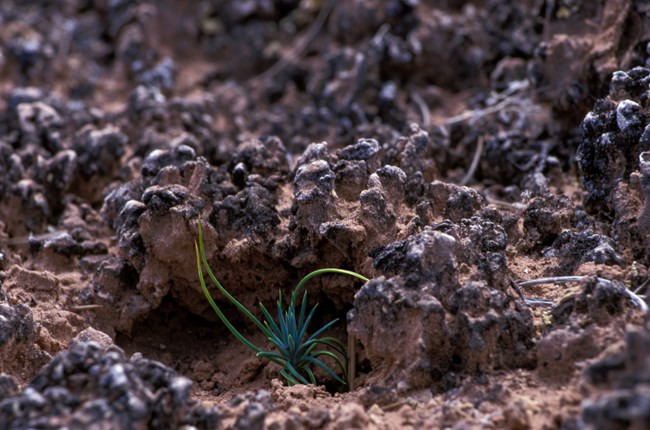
(308, 292), (358, 393)
(115, 295), (263, 395)
(115, 291), (355, 395)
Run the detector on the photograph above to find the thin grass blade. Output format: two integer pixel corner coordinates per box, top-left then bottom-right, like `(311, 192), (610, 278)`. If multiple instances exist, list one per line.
(196, 219), (270, 336)
(266, 335), (290, 357)
(280, 368), (300, 386)
(297, 290), (308, 330)
(276, 294), (290, 341)
(287, 333), (297, 356)
(286, 305), (298, 341)
(259, 302), (284, 341)
(304, 318), (339, 344)
(284, 362), (310, 385)
(196, 243), (262, 354)
(294, 268), (369, 298)
(296, 303), (319, 342)
(304, 366), (317, 385)
(257, 351), (288, 366)
(311, 349), (348, 381)
(305, 355), (346, 384)
(306, 336), (347, 357)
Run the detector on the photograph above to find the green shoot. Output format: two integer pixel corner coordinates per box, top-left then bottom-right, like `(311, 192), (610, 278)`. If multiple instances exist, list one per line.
(194, 217), (368, 386)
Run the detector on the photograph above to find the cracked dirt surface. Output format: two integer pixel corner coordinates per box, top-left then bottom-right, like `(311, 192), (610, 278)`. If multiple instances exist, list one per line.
(1, 1), (650, 429)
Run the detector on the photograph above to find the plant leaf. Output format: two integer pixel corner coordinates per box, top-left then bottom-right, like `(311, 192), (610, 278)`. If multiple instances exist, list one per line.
(305, 355), (347, 385)
(259, 302), (284, 342)
(297, 290), (309, 332)
(308, 337), (347, 357)
(196, 217), (369, 387)
(311, 349), (348, 380)
(294, 268), (369, 299)
(196, 218), (271, 337)
(284, 361), (310, 385)
(304, 318), (339, 344)
(304, 366), (317, 385)
(296, 302), (319, 343)
(195, 242), (261, 354)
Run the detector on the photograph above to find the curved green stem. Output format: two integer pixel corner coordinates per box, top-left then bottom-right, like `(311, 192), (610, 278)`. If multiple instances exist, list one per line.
(294, 268), (369, 300)
(195, 216), (369, 386)
(196, 242), (261, 354)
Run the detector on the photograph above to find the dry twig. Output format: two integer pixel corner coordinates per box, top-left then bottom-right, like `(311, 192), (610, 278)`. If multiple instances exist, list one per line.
(517, 276), (648, 313)
(460, 137), (484, 186)
(256, 0), (334, 82)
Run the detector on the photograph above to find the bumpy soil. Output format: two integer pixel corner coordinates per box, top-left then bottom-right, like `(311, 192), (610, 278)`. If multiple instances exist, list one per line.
(1, 1), (650, 429)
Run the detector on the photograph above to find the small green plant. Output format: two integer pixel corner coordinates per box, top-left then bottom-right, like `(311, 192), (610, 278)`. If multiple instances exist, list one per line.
(195, 217), (368, 386)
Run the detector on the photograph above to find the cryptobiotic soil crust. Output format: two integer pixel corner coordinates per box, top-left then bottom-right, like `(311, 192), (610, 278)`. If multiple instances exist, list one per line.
(1, 0), (650, 429)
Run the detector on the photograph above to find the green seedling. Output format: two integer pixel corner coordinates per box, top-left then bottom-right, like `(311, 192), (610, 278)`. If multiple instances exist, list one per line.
(195, 217), (368, 386)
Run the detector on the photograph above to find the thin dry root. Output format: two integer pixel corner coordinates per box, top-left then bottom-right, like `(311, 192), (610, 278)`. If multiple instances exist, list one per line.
(517, 276), (648, 313)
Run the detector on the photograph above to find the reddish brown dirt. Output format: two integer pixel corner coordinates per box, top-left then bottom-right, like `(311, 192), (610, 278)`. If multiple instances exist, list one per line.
(1, 1), (650, 429)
